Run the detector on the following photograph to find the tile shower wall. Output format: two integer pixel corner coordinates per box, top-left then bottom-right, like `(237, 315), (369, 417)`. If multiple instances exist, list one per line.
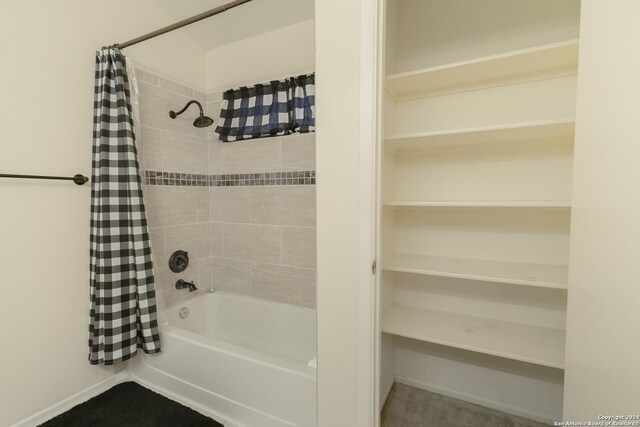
(137, 69), (316, 310)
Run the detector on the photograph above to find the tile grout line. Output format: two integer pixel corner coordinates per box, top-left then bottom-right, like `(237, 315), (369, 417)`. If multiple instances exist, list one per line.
(249, 258), (254, 299)
(279, 225), (284, 265)
(141, 124), (210, 141)
(221, 219), (225, 259)
(210, 255), (316, 272)
(249, 184), (253, 225)
(137, 77), (205, 104)
(159, 128), (164, 173)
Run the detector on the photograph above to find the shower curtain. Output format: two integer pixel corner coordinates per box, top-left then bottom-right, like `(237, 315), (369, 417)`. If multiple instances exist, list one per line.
(88, 47), (161, 365)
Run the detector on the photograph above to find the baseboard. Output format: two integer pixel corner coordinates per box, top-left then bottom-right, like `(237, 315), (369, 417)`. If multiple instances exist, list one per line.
(129, 373), (242, 427)
(380, 378), (394, 409)
(10, 372), (129, 427)
(128, 359), (245, 427)
(393, 375), (556, 425)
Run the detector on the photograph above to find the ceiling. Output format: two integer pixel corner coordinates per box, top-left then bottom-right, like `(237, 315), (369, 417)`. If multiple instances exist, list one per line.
(154, 0), (315, 51)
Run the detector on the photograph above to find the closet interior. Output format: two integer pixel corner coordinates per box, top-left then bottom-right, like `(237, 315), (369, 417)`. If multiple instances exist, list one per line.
(378, 0), (581, 423)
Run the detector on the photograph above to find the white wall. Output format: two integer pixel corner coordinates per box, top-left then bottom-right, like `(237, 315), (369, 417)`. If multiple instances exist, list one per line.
(0, 2), (203, 425)
(205, 19), (315, 92)
(316, 0), (378, 425)
(563, 0), (640, 419)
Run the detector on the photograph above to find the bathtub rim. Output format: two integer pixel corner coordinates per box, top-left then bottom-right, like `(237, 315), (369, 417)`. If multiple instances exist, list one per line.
(162, 291), (317, 318)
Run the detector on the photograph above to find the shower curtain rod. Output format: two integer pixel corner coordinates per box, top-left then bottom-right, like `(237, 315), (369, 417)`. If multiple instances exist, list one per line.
(111, 0), (254, 49)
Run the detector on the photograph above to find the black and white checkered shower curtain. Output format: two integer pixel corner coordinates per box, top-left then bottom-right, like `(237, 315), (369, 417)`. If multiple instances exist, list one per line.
(89, 48), (161, 365)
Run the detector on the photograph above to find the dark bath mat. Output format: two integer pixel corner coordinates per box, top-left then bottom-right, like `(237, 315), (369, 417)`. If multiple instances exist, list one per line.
(38, 381), (223, 427)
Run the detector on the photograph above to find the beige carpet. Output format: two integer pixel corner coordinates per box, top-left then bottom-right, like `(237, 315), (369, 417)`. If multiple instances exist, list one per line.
(381, 383), (549, 427)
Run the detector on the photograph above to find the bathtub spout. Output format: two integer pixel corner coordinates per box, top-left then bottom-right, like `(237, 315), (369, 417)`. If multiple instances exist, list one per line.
(175, 279), (197, 292)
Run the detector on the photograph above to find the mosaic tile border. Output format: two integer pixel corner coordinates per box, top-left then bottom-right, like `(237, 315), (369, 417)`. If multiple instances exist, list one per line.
(143, 170), (316, 187)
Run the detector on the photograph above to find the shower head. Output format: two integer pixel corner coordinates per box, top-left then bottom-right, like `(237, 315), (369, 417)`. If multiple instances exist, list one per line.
(169, 100), (214, 128)
(193, 115), (214, 128)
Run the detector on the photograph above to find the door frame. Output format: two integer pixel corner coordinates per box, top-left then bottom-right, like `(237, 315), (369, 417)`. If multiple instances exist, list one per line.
(359, 0), (385, 425)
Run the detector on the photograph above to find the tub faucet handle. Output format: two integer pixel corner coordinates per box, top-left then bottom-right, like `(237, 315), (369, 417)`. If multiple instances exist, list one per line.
(175, 279), (197, 292)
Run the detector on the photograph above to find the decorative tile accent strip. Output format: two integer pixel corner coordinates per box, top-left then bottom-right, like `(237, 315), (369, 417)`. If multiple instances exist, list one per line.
(143, 170), (316, 187)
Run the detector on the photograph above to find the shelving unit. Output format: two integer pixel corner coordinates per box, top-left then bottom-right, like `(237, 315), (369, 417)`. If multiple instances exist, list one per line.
(382, 304), (566, 369)
(383, 253), (568, 289)
(385, 119), (575, 152)
(379, 1), (580, 422)
(383, 201), (571, 209)
(386, 39), (579, 100)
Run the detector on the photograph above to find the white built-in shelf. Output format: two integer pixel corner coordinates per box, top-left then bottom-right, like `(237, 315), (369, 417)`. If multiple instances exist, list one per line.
(386, 39), (579, 100)
(382, 304), (566, 369)
(385, 119), (575, 152)
(383, 253), (568, 289)
(383, 201), (571, 209)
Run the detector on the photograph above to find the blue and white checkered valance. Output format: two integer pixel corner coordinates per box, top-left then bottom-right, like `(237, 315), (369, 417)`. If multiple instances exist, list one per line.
(215, 73), (315, 142)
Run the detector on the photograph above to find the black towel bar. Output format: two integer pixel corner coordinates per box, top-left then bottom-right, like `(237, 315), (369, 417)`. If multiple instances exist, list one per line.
(0, 173), (89, 185)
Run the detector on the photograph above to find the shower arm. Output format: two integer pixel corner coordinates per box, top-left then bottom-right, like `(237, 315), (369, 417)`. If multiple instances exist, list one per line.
(169, 100), (204, 119)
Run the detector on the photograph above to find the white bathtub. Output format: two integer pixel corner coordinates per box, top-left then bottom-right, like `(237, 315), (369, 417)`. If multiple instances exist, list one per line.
(128, 292), (317, 427)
